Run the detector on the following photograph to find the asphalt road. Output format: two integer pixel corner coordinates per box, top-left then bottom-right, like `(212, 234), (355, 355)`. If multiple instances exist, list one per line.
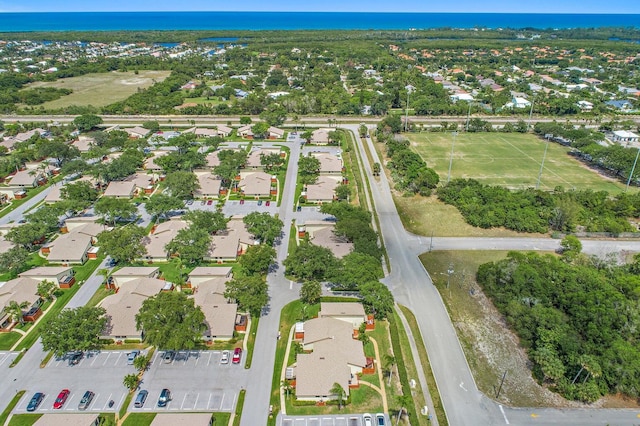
(347, 124), (640, 426)
(0, 185), (53, 226)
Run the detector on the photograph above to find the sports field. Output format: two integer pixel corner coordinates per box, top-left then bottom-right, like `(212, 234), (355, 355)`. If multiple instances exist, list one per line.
(409, 132), (631, 193)
(23, 70), (171, 108)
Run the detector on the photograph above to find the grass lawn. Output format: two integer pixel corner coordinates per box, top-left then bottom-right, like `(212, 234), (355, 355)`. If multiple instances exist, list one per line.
(408, 132), (631, 193)
(399, 306), (447, 426)
(419, 250), (567, 407)
(0, 178), (58, 219)
(0, 332), (22, 350)
(14, 256), (103, 352)
(23, 71), (171, 108)
(7, 414), (41, 426)
(232, 389), (246, 426)
(121, 413), (156, 426)
(0, 391), (25, 426)
(244, 317), (259, 369)
(393, 194), (546, 238)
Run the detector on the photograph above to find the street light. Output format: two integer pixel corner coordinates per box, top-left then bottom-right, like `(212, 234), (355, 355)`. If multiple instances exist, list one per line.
(536, 137), (550, 190)
(404, 85), (413, 132)
(447, 131), (457, 183)
(447, 264), (454, 289)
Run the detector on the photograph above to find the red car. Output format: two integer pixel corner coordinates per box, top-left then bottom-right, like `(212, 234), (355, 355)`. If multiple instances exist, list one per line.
(232, 347), (242, 364)
(53, 389), (70, 409)
(207, 199), (213, 205)
(265, 201), (270, 206)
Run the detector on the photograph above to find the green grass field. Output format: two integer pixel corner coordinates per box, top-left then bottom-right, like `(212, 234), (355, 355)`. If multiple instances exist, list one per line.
(23, 70), (171, 108)
(409, 132), (630, 193)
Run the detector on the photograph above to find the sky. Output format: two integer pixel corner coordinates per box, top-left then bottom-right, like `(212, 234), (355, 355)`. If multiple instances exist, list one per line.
(1, 0), (639, 14)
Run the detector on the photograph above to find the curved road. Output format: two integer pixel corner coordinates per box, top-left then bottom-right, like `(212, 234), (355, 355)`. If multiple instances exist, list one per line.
(345, 124), (640, 426)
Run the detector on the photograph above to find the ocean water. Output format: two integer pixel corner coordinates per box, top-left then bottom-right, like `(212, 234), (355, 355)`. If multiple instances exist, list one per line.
(0, 12), (638, 32)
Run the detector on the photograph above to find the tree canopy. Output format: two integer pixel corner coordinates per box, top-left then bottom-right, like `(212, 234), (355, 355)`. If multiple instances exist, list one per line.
(136, 291), (206, 350)
(242, 212), (284, 245)
(41, 306), (108, 357)
(165, 226), (211, 264)
(284, 242), (339, 281)
(98, 226), (147, 264)
(224, 275), (269, 317)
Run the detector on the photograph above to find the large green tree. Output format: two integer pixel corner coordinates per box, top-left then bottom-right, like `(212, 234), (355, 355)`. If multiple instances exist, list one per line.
(283, 242), (338, 281)
(98, 226), (147, 264)
(135, 291), (206, 350)
(359, 281), (394, 319)
(60, 180), (99, 212)
(243, 212), (284, 245)
(73, 114), (103, 132)
(165, 226), (211, 264)
(94, 197), (138, 225)
(184, 210), (229, 234)
(0, 246), (30, 275)
(41, 306), (108, 357)
(224, 275), (269, 317)
(164, 171), (199, 200)
(145, 194), (184, 219)
(298, 156), (320, 185)
(239, 244), (276, 275)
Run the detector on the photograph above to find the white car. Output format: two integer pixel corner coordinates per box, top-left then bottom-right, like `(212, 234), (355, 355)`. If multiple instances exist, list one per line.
(220, 350), (230, 364)
(363, 413), (373, 426)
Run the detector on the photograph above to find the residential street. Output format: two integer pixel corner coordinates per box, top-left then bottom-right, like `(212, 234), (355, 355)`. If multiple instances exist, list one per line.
(348, 124), (640, 425)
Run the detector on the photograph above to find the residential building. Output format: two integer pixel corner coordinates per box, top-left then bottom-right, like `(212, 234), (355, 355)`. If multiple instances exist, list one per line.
(293, 316), (368, 401)
(612, 130), (639, 144)
(310, 152), (343, 175)
(304, 175), (340, 204)
(124, 126), (150, 139)
(245, 148), (283, 170)
(19, 266), (75, 288)
(296, 221), (353, 258)
(32, 413), (100, 426)
(100, 277), (170, 342)
(141, 218), (189, 261)
(108, 267), (160, 290)
(319, 302), (366, 328)
(238, 172), (274, 198)
(206, 219), (254, 262)
(194, 171), (222, 198)
(150, 413), (213, 426)
(310, 128), (331, 145)
(102, 181), (136, 198)
(43, 232), (93, 264)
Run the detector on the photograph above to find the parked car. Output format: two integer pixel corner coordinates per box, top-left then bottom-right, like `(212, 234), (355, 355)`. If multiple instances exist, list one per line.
(186, 200), (194, 205)
(68, 351), (83, 365)
(362, 413), (373, 426)
(375, 413), (386, 426)
(232, 347), (242, 364)
(257, 200), (263, 206)
(207, 199), (213, 205)
(53, 389), (70, 409)
(134, 390), (148, 408)
(201, 200), (206, 205)
(157, 388), (171, 407)
(78, 391), (94, 411)
(240, 199), (245, 205)
(106, 258), (117, 268)
(163, 350), (174, 364)
(265, 200), (270, 206)
(26, 393), (44, 412)
(220, 350), (230, 364)
(127, 350), (140, 365)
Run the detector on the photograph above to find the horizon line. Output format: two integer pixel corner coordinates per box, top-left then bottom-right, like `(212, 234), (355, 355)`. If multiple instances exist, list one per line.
(2, 11), (640, 15)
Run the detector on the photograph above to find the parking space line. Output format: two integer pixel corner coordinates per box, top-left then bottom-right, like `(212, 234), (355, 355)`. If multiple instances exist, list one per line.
(193, 393), (200, 409)
(90, 354), (100, 366)
(206, 352), (212, 366)
(102, 352), (112, 365)
(206, 393), (212, 408)
(117, 393), (126, 409)
(114, 352), (124, 365)
(219, 393), (225, 410)
(102, 393), (112, 410)
(180, 394), (188, 409)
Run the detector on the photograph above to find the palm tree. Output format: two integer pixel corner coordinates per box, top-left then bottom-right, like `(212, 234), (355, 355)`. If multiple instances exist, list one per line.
(6, 300), (28, 326)
(123, 374), (139, 391)
(330, 382), (346, 410)
(384, 355), (397, 386)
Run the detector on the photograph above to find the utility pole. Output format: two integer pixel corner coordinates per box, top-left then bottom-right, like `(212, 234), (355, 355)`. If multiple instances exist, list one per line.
(465, 102), (471, 132)
(447, 131), (457, 183)
(626, 146), (640, 192)
(528, 95), (535, 131)
(404, 85), (412, 132)
(496, 371), (507, 398)
(536, 138), (549, 189)
(447, 264), (454, 298)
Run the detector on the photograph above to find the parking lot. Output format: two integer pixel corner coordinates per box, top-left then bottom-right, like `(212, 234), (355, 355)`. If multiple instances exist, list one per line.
(18, 349), (248, 414)
(0, 352), (19, 369)
(132, 350), (249, 412)
(279, 414), (390, 426)
(223, 199), (278, 216)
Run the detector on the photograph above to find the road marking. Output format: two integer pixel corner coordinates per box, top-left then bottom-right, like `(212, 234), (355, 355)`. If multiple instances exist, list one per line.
(117, 393), (126, 409)
(499, 405), (510, 424)
(219, 393), (225, 410)
(193, 393), (200, 409)
(102, 352), (112, 366)
(459, 381), (467, 392)
(180, 394), (188, 409)
(90, 354), (99, 366)
(207, 393), (212, 409)
(206, 352), (212, 366)
(530, 413), (538, 418)
(100, 393), (112, 410)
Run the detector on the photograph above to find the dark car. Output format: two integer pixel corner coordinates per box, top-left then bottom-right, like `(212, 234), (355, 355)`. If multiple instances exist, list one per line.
(375, 413), (386, 426)
(26, 392), (44, 412)
(53, 389), (70, 409)
(78, 391), (94, 411)
(68, 351), (83, 365)
(257, 200), (263, 206)
(157, 388), (171, 407)
(163, 350), (175, 364)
